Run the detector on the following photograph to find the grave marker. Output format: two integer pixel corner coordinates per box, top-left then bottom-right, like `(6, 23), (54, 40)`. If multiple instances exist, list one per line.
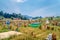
(6, 20), (10, 30)
(6, 20), (10, 25)
(46, 34), (52, 40)
(48, 34), (52, 40)
(46, 19), (49, 25)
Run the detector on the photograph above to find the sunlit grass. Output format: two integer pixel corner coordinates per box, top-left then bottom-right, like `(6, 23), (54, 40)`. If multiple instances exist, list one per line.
(0, 20), (60, 40)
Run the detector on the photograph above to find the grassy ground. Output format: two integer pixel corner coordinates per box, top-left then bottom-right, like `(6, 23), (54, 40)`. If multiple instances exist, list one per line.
(1, 26), (60, 40)
(0, 19), (60, 40)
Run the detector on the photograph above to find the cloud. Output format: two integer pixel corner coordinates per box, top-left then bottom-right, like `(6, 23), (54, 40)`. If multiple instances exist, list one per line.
(37, 0), (45, 2)
(17, 0), (25, 2)
(11, 0), (27, 3)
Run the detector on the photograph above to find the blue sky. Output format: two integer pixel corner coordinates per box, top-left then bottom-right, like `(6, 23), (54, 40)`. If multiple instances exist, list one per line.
(0, 0), (60, 17)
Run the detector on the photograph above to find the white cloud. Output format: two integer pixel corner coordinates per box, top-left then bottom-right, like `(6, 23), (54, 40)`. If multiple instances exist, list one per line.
(17, 0), (24, 2)
(11, 0), (27, 3)
(37, 0), (45, 2)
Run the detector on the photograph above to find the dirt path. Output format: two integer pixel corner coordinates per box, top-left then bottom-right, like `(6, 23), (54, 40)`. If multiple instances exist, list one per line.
(0, 31), (22, 39)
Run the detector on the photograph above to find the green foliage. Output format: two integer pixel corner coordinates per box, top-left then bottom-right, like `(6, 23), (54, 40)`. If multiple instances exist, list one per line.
(0, 11), (30, 20)
(0, 29), (9, 33)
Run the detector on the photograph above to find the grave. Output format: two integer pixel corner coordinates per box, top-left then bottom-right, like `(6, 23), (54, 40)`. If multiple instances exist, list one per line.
(46, 34), (52, 40)
(46, 19), (49, 25)
(6, 20), (10, 30)
(46, 33), (56, 40)
(28, 22), (41, 28)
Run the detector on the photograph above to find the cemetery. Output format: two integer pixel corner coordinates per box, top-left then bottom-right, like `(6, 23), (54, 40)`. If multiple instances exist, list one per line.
(0, 17), (60, 40)
(0, 0), (60, 40)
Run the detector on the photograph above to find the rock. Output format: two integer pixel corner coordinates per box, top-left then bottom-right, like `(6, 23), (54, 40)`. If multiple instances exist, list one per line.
(0, 31), (22, 39)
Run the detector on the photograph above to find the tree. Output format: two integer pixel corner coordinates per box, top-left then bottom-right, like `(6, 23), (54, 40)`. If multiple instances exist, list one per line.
(0, 11), (3, 16)
(0, 10), (30, 20)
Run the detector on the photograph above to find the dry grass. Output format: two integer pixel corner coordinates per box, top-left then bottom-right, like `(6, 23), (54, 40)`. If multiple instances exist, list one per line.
(0, 20), (60, 40)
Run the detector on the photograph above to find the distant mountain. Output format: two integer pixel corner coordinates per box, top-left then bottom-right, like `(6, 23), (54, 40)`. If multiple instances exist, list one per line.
(23, 15), (43, 20)
(32, 16), (43, 19)
(22, 15), (33, 19)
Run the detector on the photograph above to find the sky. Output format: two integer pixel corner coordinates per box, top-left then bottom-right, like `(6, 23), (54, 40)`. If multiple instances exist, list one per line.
(0, 0), (60, 17)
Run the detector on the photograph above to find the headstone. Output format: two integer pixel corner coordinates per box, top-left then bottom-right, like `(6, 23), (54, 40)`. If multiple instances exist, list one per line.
(6, 20), (10, 30)
(46, 33), (56, 40)
(6, 20), (10, 25)
(46, 19), (49, 24)
(46, 34), (52, 40)
(48, 34), (52, 40)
